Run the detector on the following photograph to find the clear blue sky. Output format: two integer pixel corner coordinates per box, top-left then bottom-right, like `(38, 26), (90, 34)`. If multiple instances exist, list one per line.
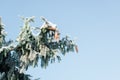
(1, 0), (120, 80)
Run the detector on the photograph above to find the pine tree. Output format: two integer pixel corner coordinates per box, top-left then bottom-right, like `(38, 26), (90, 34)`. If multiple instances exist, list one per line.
(0, 16), (78, 80)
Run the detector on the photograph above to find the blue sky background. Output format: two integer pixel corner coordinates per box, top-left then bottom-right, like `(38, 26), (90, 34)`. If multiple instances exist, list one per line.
(1, 0), (120, 80)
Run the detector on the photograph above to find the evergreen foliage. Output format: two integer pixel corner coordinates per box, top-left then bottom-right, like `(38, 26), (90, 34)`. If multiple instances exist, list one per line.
(0, 17), (78, 80)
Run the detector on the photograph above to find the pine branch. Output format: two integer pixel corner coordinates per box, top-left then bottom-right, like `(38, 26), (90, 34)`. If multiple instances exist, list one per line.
(0, 16), (78, 80)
